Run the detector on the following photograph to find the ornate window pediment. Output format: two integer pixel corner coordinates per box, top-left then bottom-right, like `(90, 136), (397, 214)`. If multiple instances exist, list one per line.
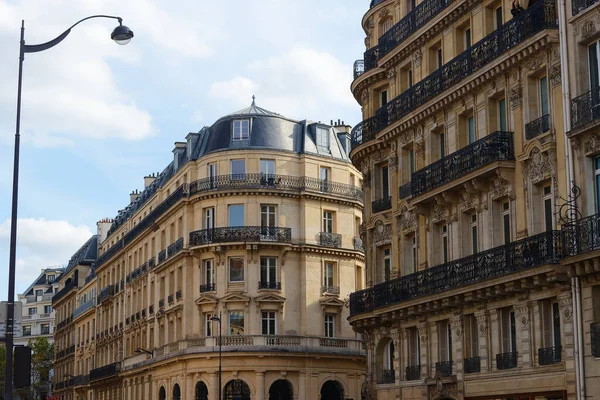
(319, 296), (345, 314)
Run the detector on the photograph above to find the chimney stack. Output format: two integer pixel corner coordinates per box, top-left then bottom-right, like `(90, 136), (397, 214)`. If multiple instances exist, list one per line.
(144, 172), (157, 188)
(130, 189), (140, 203)
(96, 218), (114, 245)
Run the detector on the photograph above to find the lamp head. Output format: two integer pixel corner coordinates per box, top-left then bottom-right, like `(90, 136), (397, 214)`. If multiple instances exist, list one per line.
(210, 315), (220, 322)
(111, 21), (134, 45)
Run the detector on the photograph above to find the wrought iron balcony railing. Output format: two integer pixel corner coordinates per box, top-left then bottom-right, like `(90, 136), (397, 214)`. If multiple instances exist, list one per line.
(149, 305), (154, 314)
(90, 362), (121, 382)
(353, 237), (365, 252)
(351, 0), (557, 150)
(319, 232), (342, 248)
(98, 284), (115, 304)
(591, 322), (600, 357)
(496, 351), (517, 369)
(354, 59), (365, 80)
(572, 0), (599, 15)
(73, 374), (89, 386)
(149, 256), (156, 269)
(372, 196), (392, 213)
(167, 237), (184, 258)
(73, 298), (96, 319)
(562, 213), (600, 256)
(370, 0), (387, 7)
(259, 281), (281, 290)
(538, 346), (561, 365)
(349, 230), (560, 316)
(525, 114), (550, 140)
(364, 45), (380, 71)
(399, 182), (412, 199)
(436, 360), (453, 377)
(176, 290), (182, 300)
(200, 283), (216, 293)
(411, 131), (514, 197)
(159, 299), (164, 309)
(378, 369), (395, 384)
(572, 87), (600, 131)
(52, 280), (76, 304)
(168, 294), (174, 304)
(190, 226), (292, 246)
(406, 365), (421, 381)
(322, 285), (341, 295)
(158, 249), (166, 263)
(464, 356), (481, 373)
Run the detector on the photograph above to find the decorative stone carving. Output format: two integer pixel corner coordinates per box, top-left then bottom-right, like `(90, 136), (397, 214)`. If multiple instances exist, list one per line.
(399, 130), (413, 145)
(509, 86), (523, 110)
(363, 170), (371, 187)
(550, 64), (562, 87)
(398, 206), (416, 233)
(378, 8), (390, 20)
(491, 171), (511, 199)
(527, 55), (545, 72)
(372, 221), (392, 246)
(585, 132), (600, 155)
(428, 378), (458, 400)
(526, 147), (555, 184)
(413, 48), (422, 67)
(388, 153), (398, 172)
(387, 67), (396, 84)
(582, 19), (597, 40)
(432, 203), (449, 223)
(361, 89), (369, 105)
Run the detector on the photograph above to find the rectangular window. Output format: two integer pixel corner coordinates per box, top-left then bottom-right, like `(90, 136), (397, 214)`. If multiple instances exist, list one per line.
(539, 76), (549, 117)
(502, 201), (511, 244)
(204, 259), (214, 286)
(439, 133), (445, 159)
(260, 159), (276, 175)
(228, 311), (245, 335)
(590, 42), (600, 90)
(205, 313), (213, 336)
(228, 204), (244, 226)
(320, 167), (330, 182)
(380, 90), (388, 107)
(464, 28), (471, 49)
(35, 289), (43, 297)
(384, 248), (392, 281)
(495, 6), (503, 29)
(47, 275), (55, 283)
(408, 327), (420, 365)
(41, 324), (50, 335)
(324, 261), (335, 287)
(442, 224), (449, 263)
(23, 326), (31, 336)
(208, 162), (217, 178)
(230, 159), (246, 178)
(261, 311), (277, 335)
(438, 321), (453, 361)
(382, 165), (390, 199)
(260, 257), (277, 284)
(464, 315), (479, 358)
(325, 314), (336, 337)
(595, 157), (600, 213)
(44, 305), (52, 314)
(409, 148), (415, 174)
(205, 207), (214, 229)
(233, 120), (249, 141)
(501, 308), (517, 353)
(317, 127), (330, 150)
(468, 115), (475, 144)
(437, 48), (443, 68)
(228, 258), (244, 282)
(499, 98), (507, 131)
(412, 235), (418, 273)
(261, 205), (276, 228)
(323, 211), (334, 234)
(471, 214), (478, 254)
(28, 307), (37, 316)
(543, 185), (553, 232)
(408, 69), (413, 88)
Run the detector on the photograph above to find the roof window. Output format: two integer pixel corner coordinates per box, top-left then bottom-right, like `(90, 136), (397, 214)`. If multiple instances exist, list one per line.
(233, 120), (250, 141)
(317, 126), (330, 153)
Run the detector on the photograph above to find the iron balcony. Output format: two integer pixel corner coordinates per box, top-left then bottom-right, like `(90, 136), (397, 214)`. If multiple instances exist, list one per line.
(405, 365), (421, 381)
(464, 356), (481, 373)
(259, 281), (281, 290)
(538, 346), (562, 365)
(563, 212), (600, 256)
(200, 283), (216, 293)
(349, 230), (561, 316)
(496, 352), (518, 370)
(525, 114), (551, 140)
(435, 360), (452, 377)
(377, 369), (395, 384)
(351, 0), (557, 150)
(318, 232), (342, 248)
(372, 196), (392, 214)
(97, 284), (115, 304)
(89, 362), (121, 382)
(190, 226), (292, 246)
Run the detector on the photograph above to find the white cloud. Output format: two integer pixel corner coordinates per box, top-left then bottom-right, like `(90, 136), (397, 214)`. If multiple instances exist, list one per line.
(208, 46), (356, 121)
(0, 218), (93, 294)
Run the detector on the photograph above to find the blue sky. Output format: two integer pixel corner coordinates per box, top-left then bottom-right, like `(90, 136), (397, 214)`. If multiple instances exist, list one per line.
(0, 0), (366, 300)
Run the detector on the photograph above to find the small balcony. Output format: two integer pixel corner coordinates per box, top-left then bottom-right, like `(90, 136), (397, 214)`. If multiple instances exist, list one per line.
(591, 322), (600, 357)
(436, 360), (452, 377)
(571, 88), (600, 131)
(176, 290), (182, 300)
(97, 284), (115, 304)
(158, 249), (167, 263)
(464, 356), (481, 373)
(496, 352), (517, 370)
(158, 299), (164, 309)
(411, 131), (514, 198)
(525, 114), (550, 140)
(189, 226), (292, 246)
(538, 346), (562, 365)
(572, 0), (599, 15)
(353, 237), (364, 252)
(353, 59), (365, 80)
(259, 281), (281, 290)
(90, 362), (120, 382)
(562, 213), (600, 257)
(167, 237), (184, 258)
(318, 232), (342, 248)
(200, 283), (216, 293)
(372, 196), (392, 214)
(399, 182), (412, 200)
(52, 280), (76, 304)
(322, 286), (340, 295)
(377, 369), (395, 384)
(405, 365), (421, 381)
(168, 294), (174, 305)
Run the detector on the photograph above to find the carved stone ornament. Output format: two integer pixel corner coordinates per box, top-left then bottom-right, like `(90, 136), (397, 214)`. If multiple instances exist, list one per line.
(400, 130), (413, 145)
(520, 316), (529, 327)
(526, 147), (555, 184)
(563, 307), (573, 321)
(387, 67), (397, 84)
(428, 376), (458, 400)
(550, 64), (562, 87)
(363, 170), (371, 187)
(581, 19), (598, 40)
(584, 132), (600, 155)
(361, 89), (369, 105)
(378, 8), (390, 20)
(372, 221), (392, 246)
(491, 171), (511, 199)
(413, 48), (422, 67)
(479, 324), (487, 335)
(388, 153), (398, 172)
(509, 86), (523, 110)
(398, 206), (417, 233)
(432, 204), (449, 223)
(527, 55), (545, 72)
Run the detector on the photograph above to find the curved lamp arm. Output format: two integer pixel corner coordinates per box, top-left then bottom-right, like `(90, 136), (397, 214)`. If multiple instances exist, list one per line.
(23, 15), (123, 54)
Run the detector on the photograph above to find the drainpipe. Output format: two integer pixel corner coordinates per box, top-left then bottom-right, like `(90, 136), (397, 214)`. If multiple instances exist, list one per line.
(557, 0), (586, 397)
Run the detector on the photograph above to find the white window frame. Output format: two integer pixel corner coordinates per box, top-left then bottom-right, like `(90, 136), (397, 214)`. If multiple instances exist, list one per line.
(228, 257), (245, 283)
(228, 311), (245, 335)
(260, 257), (277, 285)
(320, 166), (331, 182)
(208, 163), (217, 179)
(317, 127), (330, 149)
(260, 159), (276, 175)
(324, 261), (336, 288)
(383, 248), (392, 281)
(323, 211), (334, 234)
(230, 159), (246, 177)
(261, 311), (277, 335)
(325, 314), (336, 338)
(205, 207), (214, 229)
(204, 259), (214, 286)
(260, 205), (277, 228)
(232, 120), (250, 141)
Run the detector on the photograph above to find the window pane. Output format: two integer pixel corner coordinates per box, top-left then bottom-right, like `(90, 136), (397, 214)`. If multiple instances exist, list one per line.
(440, 133), (445, 158)
(495, 7), (503, 28)
(544, 198), (553, 232)
(471, 225), (478, 254)
(230, 159), (245, 176)
(260, 160), (275, 175)
(503, 213), (511, 244)
(499, 98), (507, 131)
(590, 43), (599, 90)
(229, 311), (244, 335)
(382, 166), (389, 198)
(468, 116), (475, 144)
(229, 258), (244, 282)
(540, 76), (549, 116)
(320, 167), (330, 181)
(465, 29), (471, 48)
(228, 205), (244, 226)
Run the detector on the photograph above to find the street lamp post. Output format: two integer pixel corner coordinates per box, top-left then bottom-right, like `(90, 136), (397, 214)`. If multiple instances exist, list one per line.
(4, 16), (133, 400)
(211, 312), (223, 400)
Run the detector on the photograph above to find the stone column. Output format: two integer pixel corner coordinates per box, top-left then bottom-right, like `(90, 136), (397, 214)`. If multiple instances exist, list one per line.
(532, 301), (543, 366)
(145, 375), (150, 400)
(558, 293), (576, 400)
(488, 309), (500, 371)
(509, 84), (528, 238)
(186, 373), (194, 400)
(210, 372), (218, 400)
(127, 379), (132, 400)
(514, 302), (532, 368)
(299, 371), (306, 400)
(428, 321), (438, 377)
(401, 328), (409, 381)
(417, 324), (429, 379)
(256, 371), (265, 400)
(450, 315), (464, 380)
(391, 328), (401, 383)
(474, 311), (490, 372)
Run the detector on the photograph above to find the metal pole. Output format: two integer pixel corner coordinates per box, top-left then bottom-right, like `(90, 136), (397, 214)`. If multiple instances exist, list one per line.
(4, 19), (25, 400)
(218, 311), (222, 400)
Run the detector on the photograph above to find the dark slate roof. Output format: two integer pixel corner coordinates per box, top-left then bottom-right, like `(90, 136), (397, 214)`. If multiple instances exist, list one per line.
(104, 99), (352, 239)
(62, 235), (98, 275)
(22, 267), (64, 297)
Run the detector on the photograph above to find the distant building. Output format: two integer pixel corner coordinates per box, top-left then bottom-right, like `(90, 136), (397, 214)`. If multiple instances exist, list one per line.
(0, 300), (22, 340)
(14, 267), (64, 346)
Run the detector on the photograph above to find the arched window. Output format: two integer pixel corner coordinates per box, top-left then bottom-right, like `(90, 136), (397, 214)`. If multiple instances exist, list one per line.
(380, 17), (394, 36)
(196, 381), (208, 400)
(159, 387), (166, 400)
(320, 380), (344, 400)
(269, 379), (292, 400)
(224, 379), (251, 400)
(376, 338), (395, 384)
(173, 383), (181, 400)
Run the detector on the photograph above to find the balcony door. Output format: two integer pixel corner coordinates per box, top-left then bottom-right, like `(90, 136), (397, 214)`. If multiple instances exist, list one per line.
(261, 205), (277, 240)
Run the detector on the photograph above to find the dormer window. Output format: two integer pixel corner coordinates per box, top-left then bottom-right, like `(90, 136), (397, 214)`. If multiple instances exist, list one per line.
(317, 127), (330, 152)
(233, 120), (250, 141)
(47, 275), (55, 283)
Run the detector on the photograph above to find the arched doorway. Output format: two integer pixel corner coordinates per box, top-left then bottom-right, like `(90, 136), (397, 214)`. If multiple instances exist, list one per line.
(269, 379), (292, 400)
(173, 383), (181, 400)
(159, 386), (166, 400)
(196, 381), (209, 400)
(320, 380), (344, 400)
(224, 379), (251, 400)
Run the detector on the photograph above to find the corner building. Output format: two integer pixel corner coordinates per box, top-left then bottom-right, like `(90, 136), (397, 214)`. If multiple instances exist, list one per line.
(57, 101), (367, 400)
(348, 0), (583, 399)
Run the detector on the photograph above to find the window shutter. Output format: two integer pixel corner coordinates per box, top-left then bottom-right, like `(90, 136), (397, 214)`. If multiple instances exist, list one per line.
(439, 321), (448, 361)
(541, 300), (552, 347)
(501, 309), (510, 353)
(471, 316), (479, 357)
(464, 317), (472, 358)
